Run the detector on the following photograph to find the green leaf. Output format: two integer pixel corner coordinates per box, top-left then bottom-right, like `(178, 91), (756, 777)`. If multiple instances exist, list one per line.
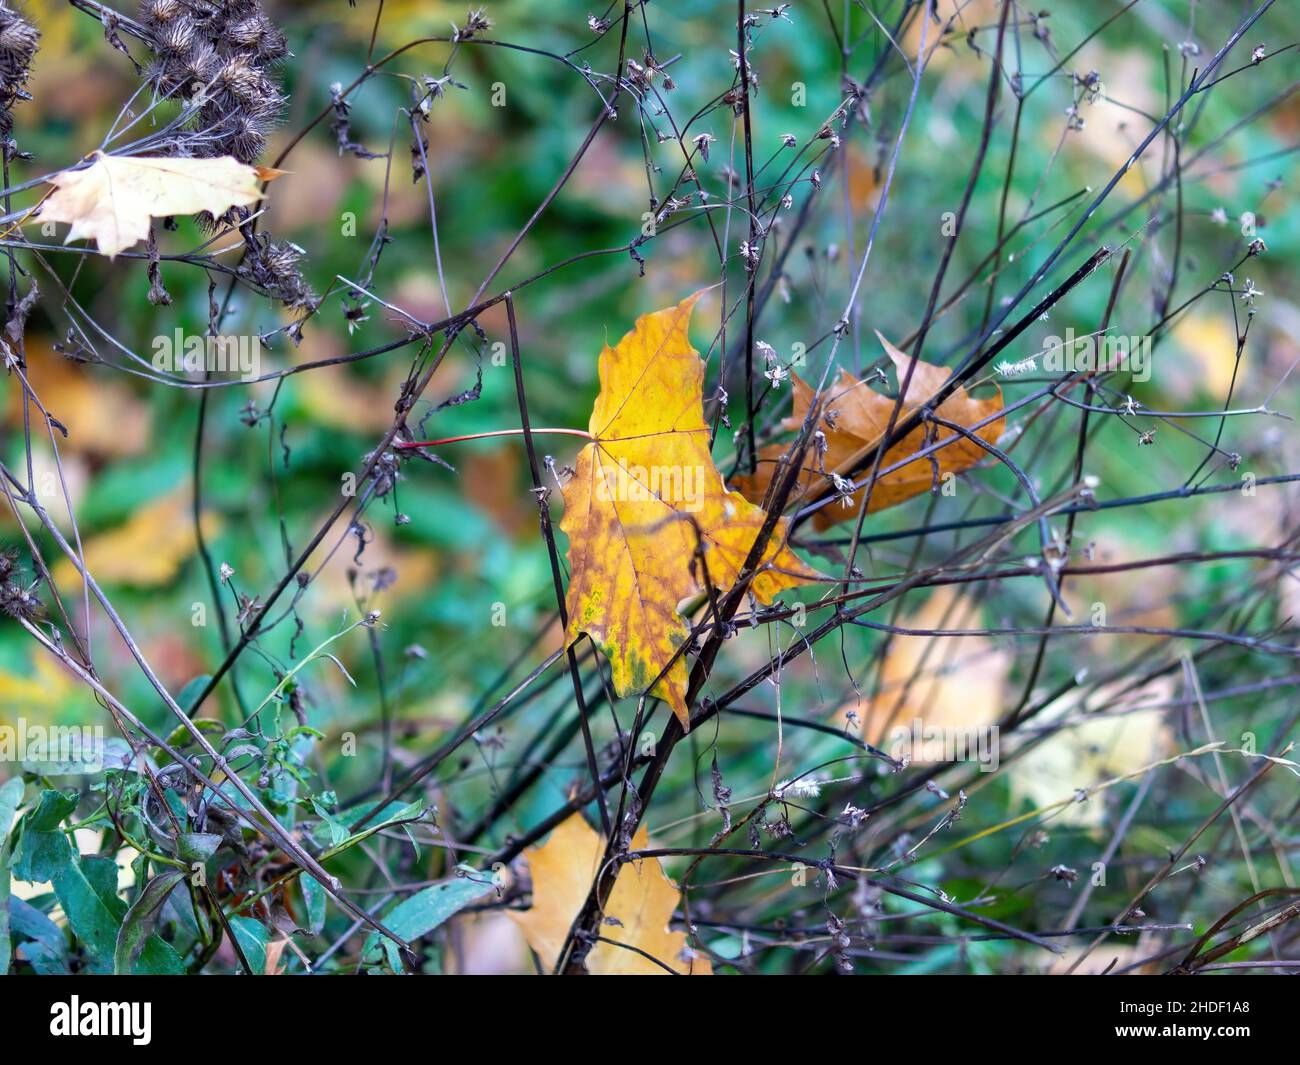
(311, 797), (425, 849)
(285, 725), (325, 742)
(302, 875), (326, 936)
(0, 778), (25, 974)
(9, 897), (68, 974)
(25, 789), (79, 830)
(176, 832), (222, 864)
(83, 856), (184, 973)
(11, 788), (78, 884)
(357, 797), (426, 830)
(115, 869), (186, 975)
(311, 797), (349, 848)
(51, 854), (122, 964)
(9, 896), (64, 953)
(12, 826), (73, 884)
(228, 914), (267, 973)
(177, 675), (213, 713)
(136, 933), (184, 975)
(81, 854), (120, 903)
(163, 717), (224, 749)
(362, 867), (498, 972)
(0, 778), (24, 843)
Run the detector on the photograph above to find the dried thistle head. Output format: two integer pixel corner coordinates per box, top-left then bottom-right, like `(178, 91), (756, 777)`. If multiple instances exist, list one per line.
(238, 233), (318, 313)
(226, 14), (287, 60)
(0, 1), (39, 131)
(138, 0), (287, 162)
(139, 0), (184, 25)
(0, 579), (40, 621)
(454, 7), (492, 41)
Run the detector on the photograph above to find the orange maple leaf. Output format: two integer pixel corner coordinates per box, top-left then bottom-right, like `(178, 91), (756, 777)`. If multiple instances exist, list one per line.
(733, 332), (1005, 527)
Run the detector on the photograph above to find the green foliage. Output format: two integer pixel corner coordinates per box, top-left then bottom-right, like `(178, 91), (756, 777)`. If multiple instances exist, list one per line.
(361, 869), (500, 974)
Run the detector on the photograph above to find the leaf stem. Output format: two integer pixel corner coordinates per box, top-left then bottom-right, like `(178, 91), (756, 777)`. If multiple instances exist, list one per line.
(395, 427), (593, 449)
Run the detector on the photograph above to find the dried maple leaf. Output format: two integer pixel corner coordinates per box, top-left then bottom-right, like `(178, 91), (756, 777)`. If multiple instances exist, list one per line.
(560, 292), (819, 728)
(508, 812), (712, 975)
(39, 152), (278, 258)
(733, 332), (1005, 527)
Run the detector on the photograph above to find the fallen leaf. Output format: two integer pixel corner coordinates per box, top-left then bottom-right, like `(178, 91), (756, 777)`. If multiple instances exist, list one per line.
(846, 140), (882, 213)
(444, 911), (531, 975)
(1059, 531), (1178, 656)
(260, 139), (349, 232)
(1007, 678), (1173, 828)
(291, 342), (405, 434)
(1171, 310), (1240, 398)
(842, 585), (1010, 751)
(40, 152), (270, 258)
(264, 936), (290, 975)
(6, 342), (152, 458)
(733, 332), (1004, 527)
(508, 813), (711, 975)
(1064, 46), (1157, 198)
(560, 293), (819, 727)
(301, 517), (438, 613)
(1045, 945), (1148, 976)
(463, 446), (532, 538)
(53, 487), (220, 588)
(903, 0), (1000, 65)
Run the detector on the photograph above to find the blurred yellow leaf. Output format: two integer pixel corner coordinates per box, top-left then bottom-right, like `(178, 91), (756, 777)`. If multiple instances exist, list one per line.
(845, 141), (881, 213)
(1008, 679), (1173, 827)
(305, 521), (438, 614)
(8, 343), (152, 458)
(1172, 311), (1240, 397)
(844, 585), (1010, 750)
(264, 937), (290, 975)
(508, 812), (712, 976)
(0, 653), (79, 715)
(54, 488), (219, 588)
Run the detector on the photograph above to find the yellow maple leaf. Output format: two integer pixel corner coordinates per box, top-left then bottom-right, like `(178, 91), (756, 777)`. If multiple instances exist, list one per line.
(508, 812), (711, 975)
(734, 332), (1005, 527)
(39, 152), (276, 258)
(559, 292), (819, 728)
(53, 488), (220, 588)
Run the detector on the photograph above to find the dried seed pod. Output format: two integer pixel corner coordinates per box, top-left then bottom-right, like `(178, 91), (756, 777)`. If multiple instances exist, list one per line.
(153, 14), (197, 58)
(0, 1), (39, 133)
(137, 0), (287, 163)
(139, 0), (185, 28)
